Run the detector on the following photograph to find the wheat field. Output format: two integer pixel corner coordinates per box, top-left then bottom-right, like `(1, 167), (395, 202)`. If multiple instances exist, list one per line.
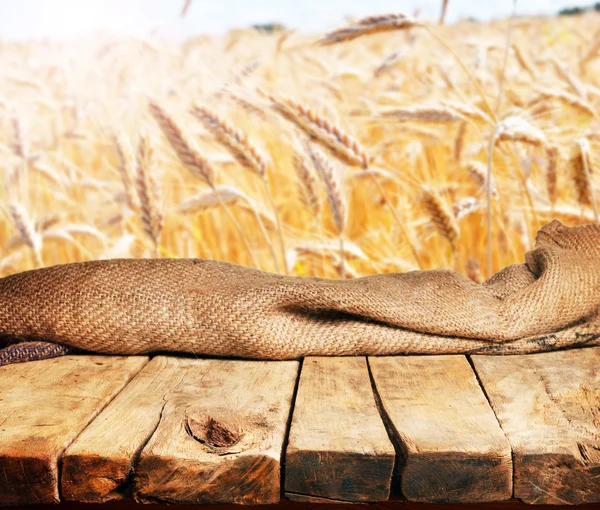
(1, 12), (599, 282)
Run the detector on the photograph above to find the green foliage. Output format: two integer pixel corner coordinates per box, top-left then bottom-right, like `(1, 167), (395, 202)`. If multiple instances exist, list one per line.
(558, 3), (600, 15)
(250, 22), (286, 33)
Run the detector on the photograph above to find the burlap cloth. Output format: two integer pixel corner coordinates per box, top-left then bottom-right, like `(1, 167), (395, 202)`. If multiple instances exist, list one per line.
(1, 220), (599, 366)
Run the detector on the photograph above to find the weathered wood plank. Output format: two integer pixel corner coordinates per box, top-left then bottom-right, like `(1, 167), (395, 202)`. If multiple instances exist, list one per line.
(472, 347), (600, 505)
(0, 355), (147, 506)
(284, 357), (395, 503)
(369, 355), (512, 503)
(133, 358), (298, 505)
(62, 356), (181, 502)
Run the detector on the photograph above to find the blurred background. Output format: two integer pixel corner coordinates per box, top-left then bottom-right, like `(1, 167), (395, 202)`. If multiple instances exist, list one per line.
(0, 0), (591, 39)
(0, 1), (598, 282)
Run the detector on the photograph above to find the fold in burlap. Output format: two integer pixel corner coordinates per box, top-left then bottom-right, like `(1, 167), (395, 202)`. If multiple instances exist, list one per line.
(1, 220), (599, 364)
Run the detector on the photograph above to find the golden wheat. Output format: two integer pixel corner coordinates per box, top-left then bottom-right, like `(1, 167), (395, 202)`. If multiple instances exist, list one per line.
(134, 134), (163, 252)
(1, 12), (599, 281)
(319, 14), (421, 45)
(421, 187), (460, 251)
(148, 100), (216, 186)
(269, 93), (369, 168)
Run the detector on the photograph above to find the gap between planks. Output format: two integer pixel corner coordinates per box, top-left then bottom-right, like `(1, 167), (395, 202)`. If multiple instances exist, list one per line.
(367, 355), (512, 504)
(61, 356), (299, 505)
(0, 355), (149, 506)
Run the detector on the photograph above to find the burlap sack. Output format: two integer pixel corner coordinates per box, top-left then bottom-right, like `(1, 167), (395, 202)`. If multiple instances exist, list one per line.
(1, 220), (599, 366)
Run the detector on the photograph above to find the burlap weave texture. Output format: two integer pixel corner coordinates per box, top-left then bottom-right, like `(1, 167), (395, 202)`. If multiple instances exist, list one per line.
(1, 220), (599, 365)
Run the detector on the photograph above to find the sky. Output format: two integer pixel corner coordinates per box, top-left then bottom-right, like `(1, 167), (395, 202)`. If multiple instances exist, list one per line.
(0, 0), (589, 40)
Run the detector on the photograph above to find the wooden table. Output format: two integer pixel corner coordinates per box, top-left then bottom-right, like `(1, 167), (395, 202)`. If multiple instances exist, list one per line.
(1, 347), (599, 507)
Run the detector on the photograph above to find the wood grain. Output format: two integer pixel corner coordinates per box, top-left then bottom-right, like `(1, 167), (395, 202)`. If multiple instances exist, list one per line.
(472, 347), (600, 505)
(285, 357), (395, 503)
(369, 355), (512, 503)
(0, 355), (147, 506)
(133, 358), (298, 505)
(61, 356), (181, 502)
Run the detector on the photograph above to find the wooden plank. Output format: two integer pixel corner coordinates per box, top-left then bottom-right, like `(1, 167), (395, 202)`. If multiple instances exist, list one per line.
(61, 356), (181, 502)
(0, 355), (147, 506)
(369, 355), (512, 503)
(284, 357), (395, 503)
(133, 358), (298, 505)
(472, 347), (600, 505)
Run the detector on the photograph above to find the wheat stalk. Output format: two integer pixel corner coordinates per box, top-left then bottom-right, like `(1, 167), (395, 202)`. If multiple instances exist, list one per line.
(466, 257), (484, 284)
(466, 161), (498, 199)
(550, 57), (587, 98)
(454, 121), (467, 161)
(305, 143), (347, 277)
(534, 87), (596, 118)
(306, 144), (346, 234)
(216, 60), (260, 96)
(295, 240), (368, 261)
(512, 44), (536, 79)
(189, 103), (285, 273)
(149, 99), (259, 268)
(293, 151), (321, 217)
(485, 116), (544, 276)
(545, 145), (560, 209)
(494, 116), (547, 147)
(134, 134), (164, 253)
(179, 186), (244, 214)
(10, 114), (27, 159)
(112, 133), (137, 210)
(570, 138), (598, 221)
(8, 202), (42, 266)
(269, 92), (422, 268)
(148, 100), (215, 186)
(190, 103), (268, 177)
(381, 104), (465, 123)
(439, 0), (449, 24)
(453, 197), (481, 220)
(422, 187), (460, 252)
(441, 100), (492, 123)
(580, 35), (600, 72)
(268, 93), (369, 168)
(319, 13), (421, 45)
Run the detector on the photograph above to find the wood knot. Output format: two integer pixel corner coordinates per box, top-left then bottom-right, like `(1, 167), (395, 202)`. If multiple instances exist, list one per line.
(185, 411), (243, 450)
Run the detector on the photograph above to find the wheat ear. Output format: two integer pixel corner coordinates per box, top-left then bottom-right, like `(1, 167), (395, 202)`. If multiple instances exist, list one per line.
(486, 117), (536, 276)
(189, 104), (285, 274)
(453, 197), (481, 221)
(8, 202), (42, 266)
(454, 121), (467, 161)
(535, 88), (597, 119)
(466, 257), (484, 284)
(319, 13), (421, 45)
(545, 145), (560, 210)
(135, 134), (164, 254)
(466, 161), (498, 199)
(148, 99), (259, 268)
(550, 57), (587, 98)
(580, 35), (600, 72)
(494, 116), (546, 147)
(512, 44), (536, 79)
(293, 151), (321, 217)
(439, 0), (449, 24)
(113, 132), (137, 210)
(10, 114), (28, 159)
(571, 138), (598, 222)
(148, 100), (215, 186)
(189, 103), (268, 177)
(268, 93), (422, 268)
(381, 104), (465, 123)
(268, 94), (369, 168)
(422, 187), (460, 252)
(306, 143), (347, 278)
